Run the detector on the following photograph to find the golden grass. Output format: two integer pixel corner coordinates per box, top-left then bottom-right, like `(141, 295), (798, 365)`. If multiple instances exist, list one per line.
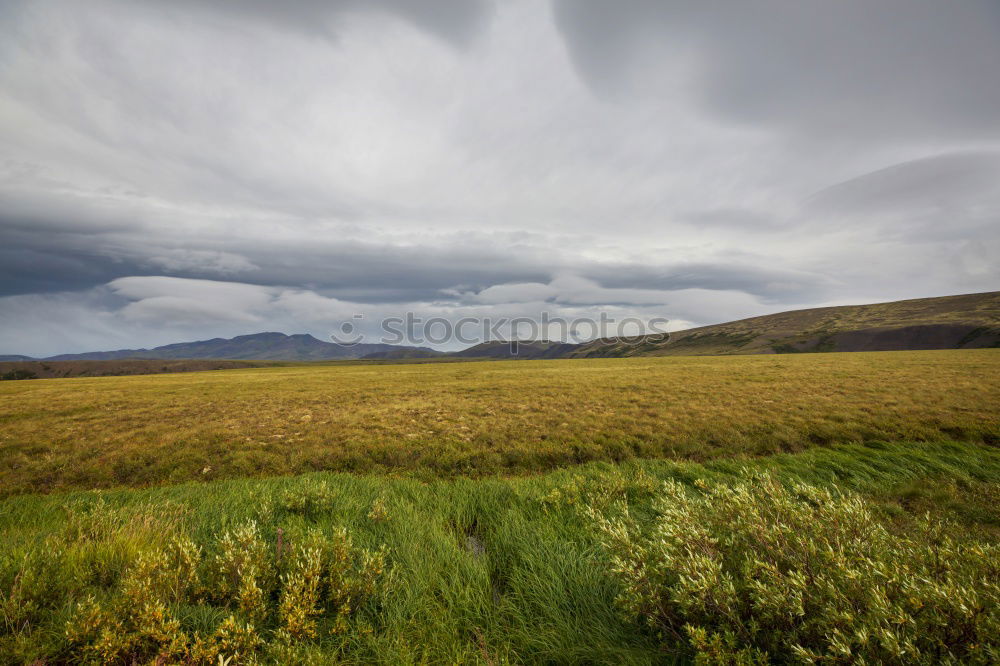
(1, 349), (998, 495)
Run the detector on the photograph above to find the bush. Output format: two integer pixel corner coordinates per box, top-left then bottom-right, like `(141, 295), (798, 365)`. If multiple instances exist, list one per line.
(279, 481), (338, 517)
(591, 474), (1000, 664)
(52, 516), (389, 664)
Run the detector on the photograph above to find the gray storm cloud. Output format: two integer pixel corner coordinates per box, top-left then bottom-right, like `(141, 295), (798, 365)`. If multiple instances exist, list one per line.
(552, 0), (1000, 141)
(1, 0), (998, 356)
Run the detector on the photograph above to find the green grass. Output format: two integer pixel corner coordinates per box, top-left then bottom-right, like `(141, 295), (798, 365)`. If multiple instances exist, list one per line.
(1, 441), (999, 664)
(2, 350), (998, 496)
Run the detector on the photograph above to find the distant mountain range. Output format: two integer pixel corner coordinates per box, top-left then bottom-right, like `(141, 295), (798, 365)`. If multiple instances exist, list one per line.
(3, 292), (998, 365)
(19, 332), (436, 362)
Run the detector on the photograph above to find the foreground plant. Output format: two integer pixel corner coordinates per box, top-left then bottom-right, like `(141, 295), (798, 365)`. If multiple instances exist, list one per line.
(591, 474), (1000, 664)
(54, 516), (389, 664)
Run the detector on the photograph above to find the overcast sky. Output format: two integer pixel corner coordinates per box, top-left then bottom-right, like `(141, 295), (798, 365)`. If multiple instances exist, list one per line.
(2, 0), (999, 355)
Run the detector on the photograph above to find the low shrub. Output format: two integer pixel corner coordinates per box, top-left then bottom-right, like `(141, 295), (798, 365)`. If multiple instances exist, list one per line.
(47, 513), (389, 664)
(279, 481), (338, 517)
(591, 474), (1000, 664)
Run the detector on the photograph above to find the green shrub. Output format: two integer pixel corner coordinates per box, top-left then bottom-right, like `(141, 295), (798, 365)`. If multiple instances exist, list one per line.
(205, 521), (274, 622)
(279, 540), (324, 639)
(55, 520), (389, 664)
(279, 481), (338, 517)
(591, 474), (1000, 664)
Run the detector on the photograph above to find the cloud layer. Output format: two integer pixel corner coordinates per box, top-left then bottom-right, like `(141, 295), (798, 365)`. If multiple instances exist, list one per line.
(1, 0), (998, 355)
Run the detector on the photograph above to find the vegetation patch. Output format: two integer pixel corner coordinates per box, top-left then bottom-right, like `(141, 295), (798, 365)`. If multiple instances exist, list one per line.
(668, 331), (760, 351)
(4, 508), (387, 664)
(1, 441), (999, 663)
(592, 474), (998, 663)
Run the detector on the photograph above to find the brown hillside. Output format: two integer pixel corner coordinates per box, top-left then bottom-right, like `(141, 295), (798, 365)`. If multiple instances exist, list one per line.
(571, 291), (1000, 357)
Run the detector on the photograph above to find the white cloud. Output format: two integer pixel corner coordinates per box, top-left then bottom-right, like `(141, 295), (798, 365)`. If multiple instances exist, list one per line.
(109, 276), (273, 306)
(0, 274), (788, 356)
(470, 282), (558, 304)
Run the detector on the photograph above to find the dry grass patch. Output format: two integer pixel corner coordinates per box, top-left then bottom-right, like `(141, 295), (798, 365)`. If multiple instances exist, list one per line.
(1, 350), (998, 494)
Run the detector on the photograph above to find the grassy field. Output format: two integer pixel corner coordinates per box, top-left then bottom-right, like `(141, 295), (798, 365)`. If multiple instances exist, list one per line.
(1, 350), (998, 496)
(2, 350), (999, 663)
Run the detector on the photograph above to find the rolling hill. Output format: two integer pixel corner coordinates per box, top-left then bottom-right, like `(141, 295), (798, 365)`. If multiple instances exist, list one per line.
(570, 291), (1000, 357)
